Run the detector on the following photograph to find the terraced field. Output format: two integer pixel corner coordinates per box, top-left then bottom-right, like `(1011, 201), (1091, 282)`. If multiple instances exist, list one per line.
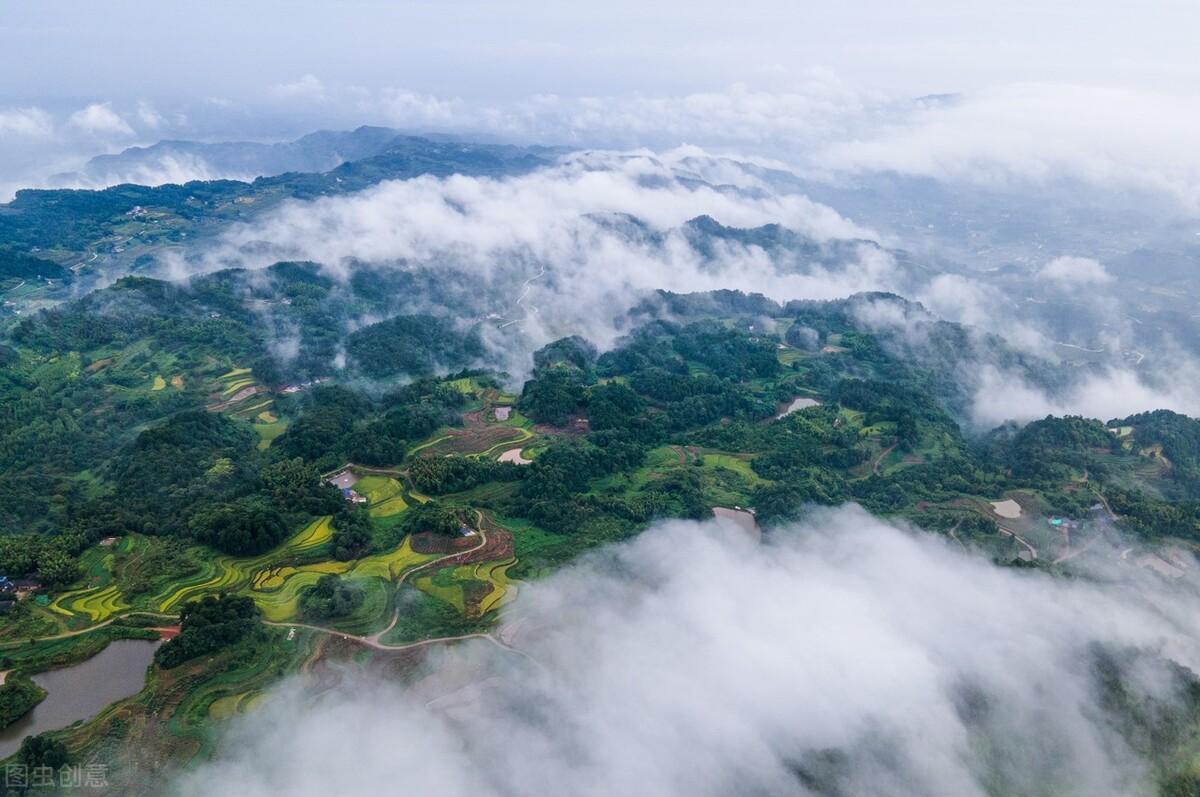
(49, 584), (129, 622)
(154, 517), (334, 613)
(142, 516), (444, 625)
(355, 475), (401, 503)
(250, 535), (441, 622)
(208, 690), (268, 721)
(209, 367), (278, 423)
(354, 474), (410, 518)
(701, 452), (761, 482)
(474, 557), (519, 615)
(406, 403), (537, 460)
(347, 537), (437, 581)
(252, 569), (347, 622)
(255, 419), (288, 450)
(46, 544), (135, 623)
(413, 554), (519, 618)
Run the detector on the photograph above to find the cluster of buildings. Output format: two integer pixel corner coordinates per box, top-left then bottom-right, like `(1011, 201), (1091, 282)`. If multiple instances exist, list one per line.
(326, 467), (367, 504)
(280, 377), (327, 395)
(0, 576), (44, 613)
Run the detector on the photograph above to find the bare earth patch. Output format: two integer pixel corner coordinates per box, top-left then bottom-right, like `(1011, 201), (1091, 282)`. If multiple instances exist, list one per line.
(990, 499), (1023, 519)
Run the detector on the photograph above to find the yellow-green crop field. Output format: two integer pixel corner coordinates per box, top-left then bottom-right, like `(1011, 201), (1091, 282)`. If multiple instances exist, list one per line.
(154, 517), (334, 613)
(414, 555), (519, 617)
(347, 537), (437, 581)
(48, 584), (128, 622)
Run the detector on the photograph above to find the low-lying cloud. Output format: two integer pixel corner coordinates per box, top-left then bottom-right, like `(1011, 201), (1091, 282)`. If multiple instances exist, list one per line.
(172, 506), (1200, 797)
(182, 148), (887, 355)
(172, 145), (1200, 425)
(971, 363), (1200, 428)
(1036, 255), (1114, 287)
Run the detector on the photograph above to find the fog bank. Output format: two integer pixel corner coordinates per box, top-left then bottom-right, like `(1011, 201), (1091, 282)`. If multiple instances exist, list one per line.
(174, 506), (1200, 797)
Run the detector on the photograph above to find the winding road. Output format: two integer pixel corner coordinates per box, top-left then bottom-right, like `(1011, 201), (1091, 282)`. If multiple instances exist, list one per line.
(266, 509), (496, 649)
(499, 266), (546, 329)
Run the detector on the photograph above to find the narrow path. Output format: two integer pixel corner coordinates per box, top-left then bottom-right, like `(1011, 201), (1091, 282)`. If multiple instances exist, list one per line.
(322, 462), (407, 479)
(999, 525), (1037, 560)
(872, 443), (897, 476)
(0, 618), (117, 648)
(1053, 533), (1099, 565)
(498, 266), (546, 329)
(0, 610), (178, 649)
(947, 520), (967, 551)
(265, 622), (512, 654)
(267, 512), (491, 649)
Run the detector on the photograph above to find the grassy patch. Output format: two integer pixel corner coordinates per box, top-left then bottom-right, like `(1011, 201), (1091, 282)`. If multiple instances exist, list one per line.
(255, 420), (288, 451)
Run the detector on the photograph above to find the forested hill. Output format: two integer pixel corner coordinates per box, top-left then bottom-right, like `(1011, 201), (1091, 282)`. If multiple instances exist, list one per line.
(3, 264), (1199, 559)
(3, 268), (1200, 785)
(0, 135), (561, 275)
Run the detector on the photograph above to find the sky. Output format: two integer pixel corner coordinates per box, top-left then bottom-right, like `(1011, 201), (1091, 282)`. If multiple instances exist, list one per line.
(2, 1), (1200, 206)
(5, 1), (1200, 104)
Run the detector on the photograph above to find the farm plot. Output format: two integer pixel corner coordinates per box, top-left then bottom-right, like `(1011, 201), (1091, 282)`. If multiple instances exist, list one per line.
(49, 584), (128, 622)
(154, 516), (438, 623)
(348, 536), (437, 581)
(251, 566), (350, 622)
(208, 691), (267, 721)
(208, 367), (278, 423)
(412, 555), (519, 618)
(154, 516), (334, 612)
(46, 546), (130, 623)
(340, 473), (410, 518)
(415, 423), (533, 458)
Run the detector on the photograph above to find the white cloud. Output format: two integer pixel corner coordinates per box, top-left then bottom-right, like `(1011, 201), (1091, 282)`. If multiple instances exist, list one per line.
(172, 144), (1200, 420)
(79, 153), (250, 190)
(176, 506), (1200, 797)
(136, 100), (166, 129)
(821, 83), (1200, 210)
(67, 102), (134, 136)
(271, 74), (326, 101)
(1036, 255), (1114, 286)
(0, 107), (54, 138)
(254, 79), (1200, 215)
(372, 88), (463, 127)
(971, 363), (1200, 428)
(186, 148), (884, 354)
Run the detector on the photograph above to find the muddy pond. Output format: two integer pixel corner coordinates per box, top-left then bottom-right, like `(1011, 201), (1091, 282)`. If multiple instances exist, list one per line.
(0, 639), (159, 758)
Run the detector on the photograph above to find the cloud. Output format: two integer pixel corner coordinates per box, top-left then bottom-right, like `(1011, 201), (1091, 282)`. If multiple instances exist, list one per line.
(173, 506), (1200, 797)
(164, 144), (1200, 422)
(136, 100), (166, 129)
(0, 107), (54, 138)
(971, 363), (1200, 428)
(821, 83), (1200, 210)
(76, 152), (251, 190)
(182, 148), (885, 356)
(222, 78), (1200, 214)
(1036, 255), (1114, 287)
(271, 74), (327, 101)
(67, 102), (134, 136)
(371, 88), (464, 127)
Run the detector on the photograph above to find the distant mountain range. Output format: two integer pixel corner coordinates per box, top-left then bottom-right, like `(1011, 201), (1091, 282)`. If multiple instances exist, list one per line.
(51, 126), (520, 188)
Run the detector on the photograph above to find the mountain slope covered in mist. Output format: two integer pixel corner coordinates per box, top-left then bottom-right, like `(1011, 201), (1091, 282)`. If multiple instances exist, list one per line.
(2, 133), (1200, 796)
